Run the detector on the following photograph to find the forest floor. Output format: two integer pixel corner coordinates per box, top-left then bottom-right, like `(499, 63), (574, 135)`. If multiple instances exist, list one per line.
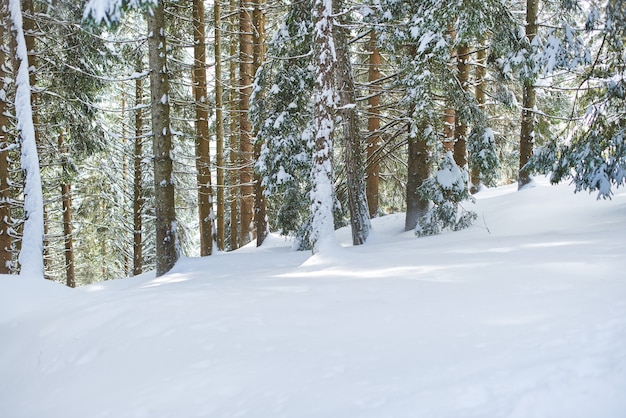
(1, 176), (626, 418)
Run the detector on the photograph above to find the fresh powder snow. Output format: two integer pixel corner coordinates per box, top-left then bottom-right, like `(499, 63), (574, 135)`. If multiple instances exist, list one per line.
(1, 177), (625, 417)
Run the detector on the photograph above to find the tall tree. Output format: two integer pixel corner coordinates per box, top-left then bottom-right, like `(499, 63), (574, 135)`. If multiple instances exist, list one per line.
(310, 0), (336, 252)
(147, 0), (178, 276)
(193, 0), (213, 256)
(366, 29), (382, 218)
(214, 0), (226, 251)
(239, 0), (255, 246)
(0, 5), (13, 274)
(133, 61), (144, 276)
(58, 131), (75, 287)
(518, 0), (538, 189)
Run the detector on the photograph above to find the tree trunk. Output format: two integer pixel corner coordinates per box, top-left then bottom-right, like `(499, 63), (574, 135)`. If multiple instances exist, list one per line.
(193, 0), (213, 256)
(58, 132), (75, 288)
(310, 0), (336, 252)
(214, 0), (226, 251)
(335, 13), (370, 246)
(454, 43), (470, 169)
(147, 0), (178, 276)
(252, 0), (267, 247)
(133, 65), (144, 276)
(405, 123), (431, 231)
(0, 10), (12, 274)
(8, 0), (45, 278)
(366, 29), (382, 218)
(239, 0), (254, 246)
(471, 45), (487, 194)
(443, 22), (456, 153)
(518, 0), (538, 189)
(229, 0), (239, 250)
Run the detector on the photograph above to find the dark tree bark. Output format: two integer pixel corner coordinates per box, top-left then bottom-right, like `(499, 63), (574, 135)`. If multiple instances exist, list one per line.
(0, 8), (12, 274)
(519, 0), (538, 189)
(239, 0), (254, 246)
(471, 45), (487, 194)
(454, 44), (470, 169)
(133, 65), (144, 276)
(335, 14), (370, 246)
(147, 0), (178, 276)
(229, 0), (239, 250)
(366, 29), (382, 218)
(252, 0), (267, 247)
(214, 0), (226, 251)
(58, 131), (75, 287)
(193, 0), (214, 256)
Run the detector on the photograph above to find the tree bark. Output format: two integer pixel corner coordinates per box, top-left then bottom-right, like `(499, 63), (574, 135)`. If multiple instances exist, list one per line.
(58, 131), (75, 288)
(454, 44), (470, 169)
(147, 0), (178, 276)
(0, 8), (12, 274)
(310, 0), (336, 252)
(366, 29), (382, 218)
(471, 45), (487, 194)
(133, 64), (144, 276)
(252, 0), (267, 247)
(443, 22), (456, 153)
(214, 0), (226, 251)
(335, 14), (370, 246)
(239, 0), (254, 246)
(193, 0), (213, 256)
(229, 0), (239, 250)
(519, 0), (538, 189)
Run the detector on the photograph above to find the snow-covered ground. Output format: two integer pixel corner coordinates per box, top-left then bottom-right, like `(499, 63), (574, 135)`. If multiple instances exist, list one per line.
(2, 177), (626, 418)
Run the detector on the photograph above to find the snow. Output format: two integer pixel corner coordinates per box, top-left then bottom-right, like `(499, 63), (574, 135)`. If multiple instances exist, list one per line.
(1, 178), (626, 417)
(9, 0), (45, 278)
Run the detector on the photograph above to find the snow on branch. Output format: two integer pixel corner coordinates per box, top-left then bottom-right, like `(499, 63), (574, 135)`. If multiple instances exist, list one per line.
(83, 0), (156, 25)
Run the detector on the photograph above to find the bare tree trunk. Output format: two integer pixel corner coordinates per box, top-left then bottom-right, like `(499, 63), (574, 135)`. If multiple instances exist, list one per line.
(193, 0), (214, 256)
(229, 0), (239, 250)
(518, 0), (538, 189)
(133, 65), (144, 276)
(147, 0), (178, 276)
(454, 44), (470, 168)
(239, 0), (254, 246)
(252, 0), (267, 247)
(366, 29), (382, 218)
(58, 131), (75, 288)
(214, 0), (226, 251)
(471, 45), (487, 194)
(0, 11), (12, 274)
(443, 22), (456, 153)
(335, 13), (369, 246)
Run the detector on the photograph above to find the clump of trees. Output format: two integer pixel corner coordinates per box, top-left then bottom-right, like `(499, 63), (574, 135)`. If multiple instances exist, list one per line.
(0, 0), (623, 284)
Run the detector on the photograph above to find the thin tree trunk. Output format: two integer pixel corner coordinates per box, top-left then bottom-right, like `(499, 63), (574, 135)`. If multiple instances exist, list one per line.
(147, 0), (178, 276)
(133, 65), (144, 276)
(252, 0), (267, 247)
(239, 0), (254, 246)
(471, 45), (487, 194)
(454, 44), (470, 168)
(366, 29), (382, 218)
(0, 10), (12, 274)
(335, 13), (370, 246)
(214, 0), (226, 251)
(229, 0), (239, 250)
(443, 22), (456, 153)
(310, 0), (336, 252)
(518, 0), (538, 189)
(58, 131), (75, 288)
(193, 0), (213, 256)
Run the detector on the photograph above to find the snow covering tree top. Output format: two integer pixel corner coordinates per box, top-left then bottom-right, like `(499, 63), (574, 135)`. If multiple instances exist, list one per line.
(83, 0), (155, 25)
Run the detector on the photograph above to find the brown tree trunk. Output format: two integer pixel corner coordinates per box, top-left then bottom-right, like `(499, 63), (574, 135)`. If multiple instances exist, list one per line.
(58, 132), (75, 287)
(133, 65), (144, 276)
(238, 0), (254, 246)
(454, 44), (470, 168)
(443, 22), (456, 153)
(471, 45), (487, 194)
(229, 0), (239, 250)
(519, 0), (538, 189)
(366, 29), (382, 218)
(252, 0), (267, 247)
(0, 11), (12, 274)
(336, 13), (370, 246)
(148, 0), (178, 276)
(214, 0), (226, 251)
(193, 0), (214, 256)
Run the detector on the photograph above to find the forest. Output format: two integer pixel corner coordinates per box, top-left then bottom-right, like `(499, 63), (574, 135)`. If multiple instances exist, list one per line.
(0, 0), (624, 285)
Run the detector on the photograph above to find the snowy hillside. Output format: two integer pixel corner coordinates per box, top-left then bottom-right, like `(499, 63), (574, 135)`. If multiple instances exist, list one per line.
(1, 178), (626, 418)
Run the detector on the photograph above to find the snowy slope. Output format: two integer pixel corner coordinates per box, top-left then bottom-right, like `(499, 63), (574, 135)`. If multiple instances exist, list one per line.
(1, 178), (626, 418)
